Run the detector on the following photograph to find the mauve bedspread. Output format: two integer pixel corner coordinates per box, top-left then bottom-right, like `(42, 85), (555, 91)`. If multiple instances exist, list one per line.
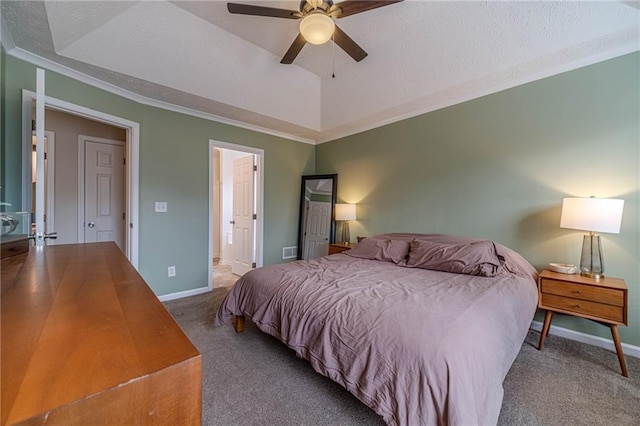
(215, 238), (538, 425)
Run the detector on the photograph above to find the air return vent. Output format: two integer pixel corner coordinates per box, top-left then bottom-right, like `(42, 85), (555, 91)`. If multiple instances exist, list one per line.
(282, 246), (298, 259)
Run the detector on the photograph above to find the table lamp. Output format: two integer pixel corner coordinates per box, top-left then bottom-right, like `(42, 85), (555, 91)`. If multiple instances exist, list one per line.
(335, 203), (356, 244)
(560, 197), (624, 279)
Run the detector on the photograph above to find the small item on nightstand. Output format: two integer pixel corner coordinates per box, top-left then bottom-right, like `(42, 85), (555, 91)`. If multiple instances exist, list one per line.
(548, 263), (578, 274)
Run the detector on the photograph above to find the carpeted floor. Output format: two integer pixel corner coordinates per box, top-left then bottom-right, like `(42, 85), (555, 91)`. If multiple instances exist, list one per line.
(164, 265), (640, 425)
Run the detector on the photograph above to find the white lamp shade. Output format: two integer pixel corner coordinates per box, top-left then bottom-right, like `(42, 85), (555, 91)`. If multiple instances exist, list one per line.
(335, 203), (356, 221)
(560, 197), (624, 234)
(299, 13), (335, 45)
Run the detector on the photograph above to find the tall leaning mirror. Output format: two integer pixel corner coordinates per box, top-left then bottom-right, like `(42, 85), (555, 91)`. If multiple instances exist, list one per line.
(297, 174), (338, 260)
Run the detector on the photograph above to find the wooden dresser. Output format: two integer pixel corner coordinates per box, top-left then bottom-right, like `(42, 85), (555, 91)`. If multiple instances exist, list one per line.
(1, 243), (202, 424)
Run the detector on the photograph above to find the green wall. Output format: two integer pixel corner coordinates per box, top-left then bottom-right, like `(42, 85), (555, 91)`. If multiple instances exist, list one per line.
(1, 53), (315, 296)
(3, 49), (638, 348)
(316, 53), (640, 347)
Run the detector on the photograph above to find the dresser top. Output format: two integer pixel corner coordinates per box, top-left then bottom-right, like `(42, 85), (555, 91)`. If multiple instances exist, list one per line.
(539, 269), (626, 290)
(1, 242), (200, 424)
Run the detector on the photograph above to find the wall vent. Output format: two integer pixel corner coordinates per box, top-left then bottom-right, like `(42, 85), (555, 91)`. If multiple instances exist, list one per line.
(282, 246), (298, 259)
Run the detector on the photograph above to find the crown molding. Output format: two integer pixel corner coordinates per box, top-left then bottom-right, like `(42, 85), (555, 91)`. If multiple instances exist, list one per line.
(4, 46), (317, 145)
(5, 24), (638, 147)
(316, 27), (640, 144)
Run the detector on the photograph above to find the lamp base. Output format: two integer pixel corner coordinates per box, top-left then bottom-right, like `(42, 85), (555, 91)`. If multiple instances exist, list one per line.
(580, 271), (605, 280)
(579, 234), (604, 279)
(340, 221), (350, 245)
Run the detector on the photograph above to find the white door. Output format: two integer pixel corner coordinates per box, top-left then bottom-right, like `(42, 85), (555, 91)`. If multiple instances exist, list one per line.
(41, 132), (56, 243)
(304, 201), (331, 258)
(231, 155), (255, 276)
(33, 69), (46, 245)
(29, 71), (57, 245)
(82, 138), (125, 251)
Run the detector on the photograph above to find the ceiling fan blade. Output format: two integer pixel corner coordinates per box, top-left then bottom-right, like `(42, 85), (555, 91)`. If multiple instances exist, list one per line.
(333, 25), (367, 62)
(227, 3), (301, 19)
(332, 0), (403, 19)
(281, 33), (307, 64)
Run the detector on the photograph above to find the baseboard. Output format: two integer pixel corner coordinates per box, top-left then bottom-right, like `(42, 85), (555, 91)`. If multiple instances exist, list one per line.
(531, 320), (640, 359)
(157, 286), (211, 302)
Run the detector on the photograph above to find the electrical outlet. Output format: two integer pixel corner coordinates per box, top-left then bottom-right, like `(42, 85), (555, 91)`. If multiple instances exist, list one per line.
(168, 266), (176, 277)
(155, 201), (168, 213)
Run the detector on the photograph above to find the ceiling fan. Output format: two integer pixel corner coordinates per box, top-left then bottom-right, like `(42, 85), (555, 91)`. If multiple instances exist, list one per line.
(227, 0), (403, 64)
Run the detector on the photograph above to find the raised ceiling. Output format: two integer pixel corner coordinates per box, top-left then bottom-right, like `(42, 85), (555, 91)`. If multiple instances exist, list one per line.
(2, 1), (638, 144)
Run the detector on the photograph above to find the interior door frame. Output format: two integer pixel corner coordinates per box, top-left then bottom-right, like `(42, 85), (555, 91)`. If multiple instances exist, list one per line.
(28, 130), (57, 238)
(42, 131), (56, 241)
(21, 90), (140, 268)
(209, 139), (264, 289)
(77, 136), (126, 247)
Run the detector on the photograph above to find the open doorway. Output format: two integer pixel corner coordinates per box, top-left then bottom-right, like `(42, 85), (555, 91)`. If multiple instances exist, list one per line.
(209, 140), (264, 289)
(22, 90), (140, 267)
(29, 129), (55, 242)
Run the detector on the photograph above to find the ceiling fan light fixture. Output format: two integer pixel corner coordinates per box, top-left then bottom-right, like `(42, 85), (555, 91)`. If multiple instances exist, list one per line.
(299, 13), (335, 45)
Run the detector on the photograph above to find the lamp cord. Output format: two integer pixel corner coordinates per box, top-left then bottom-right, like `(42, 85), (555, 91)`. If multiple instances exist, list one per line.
(332, 33), (335, 79)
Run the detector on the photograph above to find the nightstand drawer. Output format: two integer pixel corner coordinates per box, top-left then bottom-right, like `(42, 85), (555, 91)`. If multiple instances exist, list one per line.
(541, 279), (624, 307)
(541, 293), (624, 323)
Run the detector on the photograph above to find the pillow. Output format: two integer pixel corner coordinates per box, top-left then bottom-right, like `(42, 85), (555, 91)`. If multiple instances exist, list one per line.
(345, 238), (410, 264)
(404, 239), (503, 277)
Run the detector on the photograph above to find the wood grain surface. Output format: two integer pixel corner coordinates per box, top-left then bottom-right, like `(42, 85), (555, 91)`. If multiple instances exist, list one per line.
(1, 242), (202, 425)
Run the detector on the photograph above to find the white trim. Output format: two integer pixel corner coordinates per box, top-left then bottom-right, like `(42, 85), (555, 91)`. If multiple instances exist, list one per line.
(21, 93), (32, 212)
(6, 28), (638, 146)
(157, 286), (211, 302)
(316, 40), (640, 144)
(22, 126), (54, 230)
(7, 48), (315, 145)
(77, 136), (126, 247)
(34, 69), (45, 246)
(209, 140), (264, 292)
(208, 144), (214, 293)
(531, 320), (640, 359)
(21, 90), (140, 268)
(77, 138), (85, 242)
(44, 131), (55, 242)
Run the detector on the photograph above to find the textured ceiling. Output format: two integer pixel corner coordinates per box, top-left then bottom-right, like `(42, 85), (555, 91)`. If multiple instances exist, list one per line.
(2, 1), (639, 144)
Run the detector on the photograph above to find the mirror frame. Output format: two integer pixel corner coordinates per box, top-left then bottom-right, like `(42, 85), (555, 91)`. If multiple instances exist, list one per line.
(297, 174), (338, 260)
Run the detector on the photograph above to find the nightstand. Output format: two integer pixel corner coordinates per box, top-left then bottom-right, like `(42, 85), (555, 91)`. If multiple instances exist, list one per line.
(537, 270), (628, 376)
(328, 243), (356, 255)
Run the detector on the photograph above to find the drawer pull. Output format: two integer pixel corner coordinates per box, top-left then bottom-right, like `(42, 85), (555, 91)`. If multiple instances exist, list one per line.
(576, 290), (582, 294)
(575, 304), (582, 308)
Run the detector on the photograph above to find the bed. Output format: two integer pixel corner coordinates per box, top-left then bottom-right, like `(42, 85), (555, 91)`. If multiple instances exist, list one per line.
(215, 233), (538, 425)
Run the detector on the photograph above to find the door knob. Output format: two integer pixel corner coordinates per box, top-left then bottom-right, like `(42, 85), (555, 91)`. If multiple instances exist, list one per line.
(230, 220), (235, 224)
(87, 222), (95, 228)
(28, 232), (58, 241)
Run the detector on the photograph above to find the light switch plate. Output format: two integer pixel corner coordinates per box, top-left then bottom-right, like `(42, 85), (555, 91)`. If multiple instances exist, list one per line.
(155, 201), (167, 213)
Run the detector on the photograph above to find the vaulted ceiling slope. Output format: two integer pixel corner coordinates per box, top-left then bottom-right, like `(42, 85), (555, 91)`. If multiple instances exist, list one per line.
(2, 1), (638, 144)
